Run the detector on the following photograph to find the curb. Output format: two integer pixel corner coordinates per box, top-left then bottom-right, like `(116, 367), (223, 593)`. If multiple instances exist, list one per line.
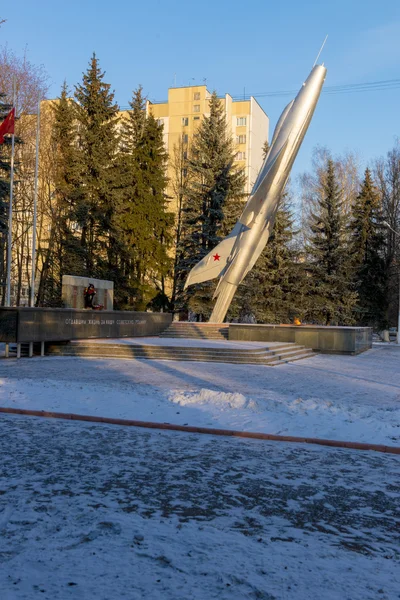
(0, 406), (399, 455)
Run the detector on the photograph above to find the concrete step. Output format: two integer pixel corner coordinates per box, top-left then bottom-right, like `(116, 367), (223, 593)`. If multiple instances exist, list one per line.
(54, 342), (300, 355)
(48, 347), (271, 359)
(270, 347), (310, 360)
(160, 322), (229, 340)
(47, 341), (314, 366)
(48, 354), (273, 365)
(161, 332), (227, 336)
(267, 351), (315, 366)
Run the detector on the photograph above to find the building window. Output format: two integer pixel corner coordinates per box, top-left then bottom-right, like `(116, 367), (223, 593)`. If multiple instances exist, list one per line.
(236, 134), (246, 144)
(193, 92), (200, 100)
(182, 117), (189, 126)
(157, 118), (164, 127)
(183, 134), (188, 144)
(194, 116), (200, 121)
(237, 117), (247, 126)
(235, 151), (246, 161)
(193, 105), (200, 113)
(183, 151), (188, 159)
(182, 168), (188, 178)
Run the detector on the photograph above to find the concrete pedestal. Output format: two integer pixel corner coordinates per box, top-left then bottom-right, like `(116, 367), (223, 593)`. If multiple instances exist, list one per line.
(62, 275), (114, 310)
(229, 324), (372, 355)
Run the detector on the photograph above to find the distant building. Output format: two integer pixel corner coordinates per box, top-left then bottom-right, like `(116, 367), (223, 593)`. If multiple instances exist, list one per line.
(146, 85), (269, 203)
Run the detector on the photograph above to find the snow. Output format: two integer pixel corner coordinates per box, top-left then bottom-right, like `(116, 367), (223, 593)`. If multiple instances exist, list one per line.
(0, 344), (400, 445)
(0, 414), (399, 600)
(1, 343), (400, 598)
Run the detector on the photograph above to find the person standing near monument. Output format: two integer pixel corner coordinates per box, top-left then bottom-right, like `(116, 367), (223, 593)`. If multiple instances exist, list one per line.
(84, 284), (96, 309)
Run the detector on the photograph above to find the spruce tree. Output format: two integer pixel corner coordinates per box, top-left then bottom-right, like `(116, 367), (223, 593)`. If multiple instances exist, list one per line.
(350, 168), (387, 327)
(176, 91), (245, 318)
(73, 54), (121, 282)
(305, 159), (357, 325)
(117, 87), (173, 310)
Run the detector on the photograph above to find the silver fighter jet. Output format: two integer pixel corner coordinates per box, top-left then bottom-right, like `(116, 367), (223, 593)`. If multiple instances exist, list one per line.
(184, 63), (327, 323)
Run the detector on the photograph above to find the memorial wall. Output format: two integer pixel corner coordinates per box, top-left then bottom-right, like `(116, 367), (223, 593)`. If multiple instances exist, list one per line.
(0, 308), (172, 343)
(62, 275), (114, 310)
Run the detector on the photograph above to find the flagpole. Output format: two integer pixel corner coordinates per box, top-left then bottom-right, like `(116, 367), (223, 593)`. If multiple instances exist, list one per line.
(5, 79), (16, 307)
(30, 95), (41, 307)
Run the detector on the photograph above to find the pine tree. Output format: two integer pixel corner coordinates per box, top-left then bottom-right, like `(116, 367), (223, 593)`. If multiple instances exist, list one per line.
(117, 87), (173, 310)
(73, 54), (121, 282)
(176, 91), (245, 318)
(350, 168), (387, 327)
(305, 159), (357, 325)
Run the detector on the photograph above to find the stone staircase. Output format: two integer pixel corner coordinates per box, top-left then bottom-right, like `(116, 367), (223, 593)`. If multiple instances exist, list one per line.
(160, 322), (229, 340)
(46, 341), (315, 366)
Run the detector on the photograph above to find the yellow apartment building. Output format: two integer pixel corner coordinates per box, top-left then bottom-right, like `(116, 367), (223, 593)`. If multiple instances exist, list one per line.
(146, 85), (269, 202)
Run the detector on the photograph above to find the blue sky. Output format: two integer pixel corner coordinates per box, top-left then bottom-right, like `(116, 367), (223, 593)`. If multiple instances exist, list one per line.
(1, 0), (399, 181)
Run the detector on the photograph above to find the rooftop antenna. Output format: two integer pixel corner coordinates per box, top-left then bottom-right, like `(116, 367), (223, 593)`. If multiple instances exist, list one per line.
(313, 35), (328, 67)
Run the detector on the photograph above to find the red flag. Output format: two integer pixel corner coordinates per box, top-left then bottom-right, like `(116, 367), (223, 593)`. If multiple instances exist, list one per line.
(0, 108), (15, 144)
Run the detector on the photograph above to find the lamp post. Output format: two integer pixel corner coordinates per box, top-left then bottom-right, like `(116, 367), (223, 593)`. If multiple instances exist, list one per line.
(383, 221), (400, 345)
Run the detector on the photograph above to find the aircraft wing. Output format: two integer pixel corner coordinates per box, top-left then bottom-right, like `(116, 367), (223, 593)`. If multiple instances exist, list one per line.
(184, 222), (244, 289)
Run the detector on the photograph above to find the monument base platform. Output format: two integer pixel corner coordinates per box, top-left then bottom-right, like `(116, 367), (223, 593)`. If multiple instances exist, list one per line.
(228, 324), (372, 355)
(46, 337), (314, 366)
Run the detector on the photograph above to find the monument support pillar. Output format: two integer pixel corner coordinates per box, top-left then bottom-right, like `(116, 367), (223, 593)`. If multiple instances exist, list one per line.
(209, 281), (238, 324)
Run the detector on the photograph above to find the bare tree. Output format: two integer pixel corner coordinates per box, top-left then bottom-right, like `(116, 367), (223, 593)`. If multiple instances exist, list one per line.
(374, 141), (400, 245)
(298, 145), (361, 242)
(374, 140), (400, 326)
(0, 45), (49, 304)
(0, 45), (49, 114)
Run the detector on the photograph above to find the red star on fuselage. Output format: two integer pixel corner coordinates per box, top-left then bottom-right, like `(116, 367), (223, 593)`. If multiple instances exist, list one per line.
(213, 253), (221, 261)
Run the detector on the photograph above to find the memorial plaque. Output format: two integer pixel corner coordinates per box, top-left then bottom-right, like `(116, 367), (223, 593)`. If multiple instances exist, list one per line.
(0, 308), (172, 343)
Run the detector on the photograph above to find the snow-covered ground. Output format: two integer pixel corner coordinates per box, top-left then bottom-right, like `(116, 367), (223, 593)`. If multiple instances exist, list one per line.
(0, 414), (399, 600)
(0, 344), (400, 445)
(1, 345), (400, 599)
